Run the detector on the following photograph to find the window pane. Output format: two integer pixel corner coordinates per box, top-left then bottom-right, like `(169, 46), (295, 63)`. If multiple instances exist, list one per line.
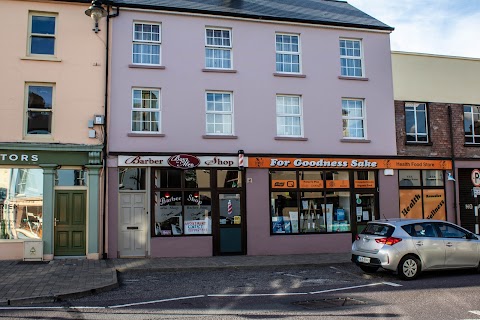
(399, 170), (421, 187)
(31, 37), (55, 55)
(32, 16), (55, 34)
(27, 111), (51, 134)
(184, 170), (211, 188)
(119, 168), (146, 190)
(184, 191), (212, 235)
(271, 191), (299, 233)
(217, 170), (242, 188)
(422, 170), (444, 186)
(56, 169), (87, 186)
(154, 169), (182, 188)
(154, 191), (183, 236)
(28, 86), (53, 109)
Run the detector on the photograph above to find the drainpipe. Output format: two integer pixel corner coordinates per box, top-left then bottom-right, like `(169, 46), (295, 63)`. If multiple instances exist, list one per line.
(448, 105), (458, 224)
(102, 4), (120, 259)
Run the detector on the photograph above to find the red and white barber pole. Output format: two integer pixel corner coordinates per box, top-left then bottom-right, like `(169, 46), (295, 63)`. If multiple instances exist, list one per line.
(238, 149), (244, 170)
(227, 200), (233, 215)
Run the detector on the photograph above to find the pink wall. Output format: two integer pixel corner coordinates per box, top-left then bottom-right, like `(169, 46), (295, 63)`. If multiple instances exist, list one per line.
(109, 10), (396, 156)
(0, 0), (106, 144)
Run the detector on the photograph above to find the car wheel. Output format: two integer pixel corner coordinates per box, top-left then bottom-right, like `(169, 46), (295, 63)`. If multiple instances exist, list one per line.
(359, 265), (379, 273)
(398, 255), (421, 280)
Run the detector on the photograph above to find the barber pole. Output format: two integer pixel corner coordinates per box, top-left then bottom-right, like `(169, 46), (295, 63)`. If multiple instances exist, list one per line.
(227, 200), (233, 215)
(238, 149), (244, 170)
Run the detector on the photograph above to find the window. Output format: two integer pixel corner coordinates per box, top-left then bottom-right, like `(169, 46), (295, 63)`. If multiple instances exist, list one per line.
(463, 105), (480, 144)
(276, 95), (302, 137)
(276, 34), (300, 73)
(26, 84), (53, 135)
(119, 168), (146, 190)
(405, 102), (428, 143)
(342, 99), (365, 139)
(132, 22), (161, 65)
(131, 88), (160, 133)
(340, 39), (363, 77)
(56, 169), (87, 186)
(205, 28), (232, 69)
(206, 92), (233, 135)
(437, 223), (468, 239)
(28, 13), (56, 56)
(398, 170), (445, 220)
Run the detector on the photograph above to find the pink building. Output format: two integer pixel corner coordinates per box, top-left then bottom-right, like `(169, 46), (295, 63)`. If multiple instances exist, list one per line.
(106, 0), (405, 258)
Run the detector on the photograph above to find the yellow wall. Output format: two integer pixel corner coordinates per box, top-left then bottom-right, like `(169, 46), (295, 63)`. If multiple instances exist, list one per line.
(392, 51), (480, 104)
(0, 0), (107, 144)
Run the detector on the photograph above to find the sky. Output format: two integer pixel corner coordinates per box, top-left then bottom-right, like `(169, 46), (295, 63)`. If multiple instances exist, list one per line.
(347, 0), (480, 58)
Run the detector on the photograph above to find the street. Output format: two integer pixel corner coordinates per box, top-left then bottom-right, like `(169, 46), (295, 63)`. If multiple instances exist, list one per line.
(1, 263), (480, 319)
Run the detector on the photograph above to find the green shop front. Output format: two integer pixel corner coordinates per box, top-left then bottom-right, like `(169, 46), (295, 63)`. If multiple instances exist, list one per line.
(0, 143), (103, 260)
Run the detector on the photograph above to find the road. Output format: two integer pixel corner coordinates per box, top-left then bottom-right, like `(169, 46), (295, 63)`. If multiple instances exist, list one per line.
(1, 263), (480, 319)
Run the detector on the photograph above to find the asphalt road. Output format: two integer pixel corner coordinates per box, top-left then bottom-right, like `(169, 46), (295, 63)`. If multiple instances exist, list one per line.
(1, 263), (480, 320)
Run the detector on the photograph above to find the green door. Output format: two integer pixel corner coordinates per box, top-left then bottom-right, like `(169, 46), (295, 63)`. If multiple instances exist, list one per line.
(54, 190), (86, 256)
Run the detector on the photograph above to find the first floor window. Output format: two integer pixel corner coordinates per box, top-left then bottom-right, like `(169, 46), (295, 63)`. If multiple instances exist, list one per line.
(132, 88), (160, 133)
(405, 102), (428, 143)
(276, 95), (302, 137)
(340, 38), (362, 77)
(276, 33), (300, 73)
(398, 170), (445, 220)
(26, 84), (53, 135)
(205, 28), (232, 69)
(464, 105), (480, 144)
(206, 92), (233, 135)
(29, 13), (56, 56)
(133, 22), (161, 65)
(342, 99), (365, 139)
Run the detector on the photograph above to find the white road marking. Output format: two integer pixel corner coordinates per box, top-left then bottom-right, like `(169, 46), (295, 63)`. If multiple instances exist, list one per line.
(0, 306), (65, 310)
(469, 311), (480, 315)
(383, 282), (403, 287)
(108, 295), (205, 309)
(309, 282), (384, 294)
(208, 292), (308, 297)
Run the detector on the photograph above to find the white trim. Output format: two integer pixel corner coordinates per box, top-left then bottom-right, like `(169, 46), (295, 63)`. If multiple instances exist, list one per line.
(275, 33), (301, 74)
(24, 82), (55, 139)
(339, 38), (364, 78)
(205, 27), (233, 70)
(205, 91), (234, 135)
(342, 98), (367, 140)
(131, 87), (162, 134)
(132, 21), (162, 65)
(27, 11), (57, 57)
(275, 94), (303, 138)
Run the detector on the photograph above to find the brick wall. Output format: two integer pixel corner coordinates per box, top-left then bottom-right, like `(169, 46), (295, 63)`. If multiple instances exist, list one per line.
(395, 101), (480, 158)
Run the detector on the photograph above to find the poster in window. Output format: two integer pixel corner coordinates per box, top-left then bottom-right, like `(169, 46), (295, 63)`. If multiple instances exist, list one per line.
(399, 190), (423, 219)
(423, 189), (446, 220)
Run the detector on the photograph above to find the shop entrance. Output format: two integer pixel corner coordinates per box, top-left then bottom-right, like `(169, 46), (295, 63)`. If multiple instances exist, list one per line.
(54, 190), (86, 256)
(215, 193), (245, 255)
(118, 192), (147, 257)
(353, 193), (376, 238)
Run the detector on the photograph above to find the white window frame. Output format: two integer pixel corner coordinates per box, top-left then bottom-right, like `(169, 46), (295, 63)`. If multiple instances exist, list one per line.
(463, 105), (480, 144)
(131, 88), (161, 133)
(28, 12), (57, 56)
(205, 91), (234, 135)
(342, 98), (366, 139)
(25, 83), (54, 137)
(276, 95), (303, 137)
(405, 102), (429, 143)
(205, 27), (233, 69)
(132, 22), (161, 65)
(275, 33), (301, 74)
(339, 38), (363, 77)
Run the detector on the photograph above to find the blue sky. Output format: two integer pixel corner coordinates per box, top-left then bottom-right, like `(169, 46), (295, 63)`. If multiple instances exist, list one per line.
(348, 0), (480, 58)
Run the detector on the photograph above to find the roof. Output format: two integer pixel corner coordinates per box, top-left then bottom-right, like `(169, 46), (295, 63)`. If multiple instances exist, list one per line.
(108, 0), (393, 31)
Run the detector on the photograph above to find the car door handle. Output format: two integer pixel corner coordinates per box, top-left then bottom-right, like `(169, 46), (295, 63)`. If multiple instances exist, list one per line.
(446, 242), (453, 247)
(415, 241), (423, 246)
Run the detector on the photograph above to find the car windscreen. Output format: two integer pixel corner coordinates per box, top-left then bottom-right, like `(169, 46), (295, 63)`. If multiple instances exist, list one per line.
(361, 223), (394, 237)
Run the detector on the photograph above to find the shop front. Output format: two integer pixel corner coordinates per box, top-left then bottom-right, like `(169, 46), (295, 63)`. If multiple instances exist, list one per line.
(112, 154), (245, 258)
(0, 145), (103, 260)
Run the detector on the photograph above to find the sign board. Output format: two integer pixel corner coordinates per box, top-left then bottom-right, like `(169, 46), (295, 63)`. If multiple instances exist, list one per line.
(472, 169), (480, 187)
(473, 187), (480, 198)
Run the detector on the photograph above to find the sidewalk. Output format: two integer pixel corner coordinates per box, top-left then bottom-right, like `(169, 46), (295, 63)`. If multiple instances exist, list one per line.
(0, 252), (351, 306)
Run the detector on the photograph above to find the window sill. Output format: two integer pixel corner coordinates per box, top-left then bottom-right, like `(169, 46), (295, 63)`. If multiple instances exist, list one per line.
(202, 68), (237, 73)
(273, 73), (306, 78)
(274, 136), (308, 141)
(405, 142), (432, 146)
(202, 135), (238, 139)
(21, 56), (62, 62)
(338, 76), (368, 81)
(129, 64), (165, 69)
(127, 133), (165, 137)
(340, 138), (371, 143)
(464, 143), (480, 147)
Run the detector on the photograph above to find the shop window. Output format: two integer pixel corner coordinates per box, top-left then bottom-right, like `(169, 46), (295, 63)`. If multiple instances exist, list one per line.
(0, 168), (43, 240)
(155, 169), (182, 188)
(399, 170), (446, 220)
(354, 170), (376, 188)
(185, 169), (210, 188)
(56, 169), (86, 186)
(119, 168), (146, 190)
(325, 170), (349, 188)
(217, 170), (242, 188)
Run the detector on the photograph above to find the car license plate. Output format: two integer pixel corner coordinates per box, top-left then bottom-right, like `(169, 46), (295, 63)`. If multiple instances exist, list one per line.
(358, 256), (371, 263)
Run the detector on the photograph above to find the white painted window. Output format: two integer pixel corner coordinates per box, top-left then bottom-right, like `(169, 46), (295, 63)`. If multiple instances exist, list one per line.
(276, 95), (302, 136)
(28, 12), (57, 56)
(131, 88), (161, 132)
(405, 102), (428, 142)
(133, 22), (161, 65)
(276, 33), (300, 73)
(26, 83), (54, 135)
(463, 105), (480, 144)
(342, 99), (366, 139)
(205, 28), (232, 69)
(340, 39), (363, 77)
(206, 92), (233, 135)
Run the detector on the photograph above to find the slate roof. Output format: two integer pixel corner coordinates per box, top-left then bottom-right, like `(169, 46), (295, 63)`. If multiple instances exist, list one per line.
(109, 0), (393, 31)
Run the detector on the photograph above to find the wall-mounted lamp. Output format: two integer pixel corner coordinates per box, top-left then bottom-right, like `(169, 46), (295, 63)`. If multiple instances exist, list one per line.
(447, 172), (456, 182)
(85, 0), (107, 33)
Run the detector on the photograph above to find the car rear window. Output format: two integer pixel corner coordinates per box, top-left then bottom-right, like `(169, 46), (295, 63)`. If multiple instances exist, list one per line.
(362, 223), (394, 237)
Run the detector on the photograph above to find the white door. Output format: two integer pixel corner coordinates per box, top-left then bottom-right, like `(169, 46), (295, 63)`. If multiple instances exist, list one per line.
(119, 192), (147, 257)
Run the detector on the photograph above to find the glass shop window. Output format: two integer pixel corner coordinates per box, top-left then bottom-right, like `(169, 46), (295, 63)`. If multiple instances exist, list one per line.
(119, 168), (146, 190)
(217, 170), (242, 188)
(56, 169), (86, 186)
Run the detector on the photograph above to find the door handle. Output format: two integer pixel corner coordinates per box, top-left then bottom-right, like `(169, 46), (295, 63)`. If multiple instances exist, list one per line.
(54, 218), (59, 226)
(446, 242), (453, 247)
(415, 241), (423, 246)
